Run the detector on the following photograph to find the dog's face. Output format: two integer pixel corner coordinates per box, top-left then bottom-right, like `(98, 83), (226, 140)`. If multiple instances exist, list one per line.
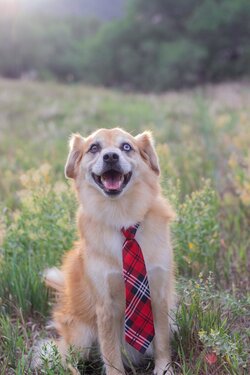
(65, 128), (160, 199)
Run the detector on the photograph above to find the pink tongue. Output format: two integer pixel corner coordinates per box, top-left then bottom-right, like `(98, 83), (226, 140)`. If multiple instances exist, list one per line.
(103, 177), (122, 190)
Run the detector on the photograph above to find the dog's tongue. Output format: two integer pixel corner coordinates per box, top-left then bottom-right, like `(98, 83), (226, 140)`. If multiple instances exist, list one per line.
(101, 172), (123, 190)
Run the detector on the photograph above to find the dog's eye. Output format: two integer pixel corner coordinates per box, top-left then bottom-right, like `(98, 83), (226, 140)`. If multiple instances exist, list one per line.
(89, 143), (100, 154)
(122, 143), (132, 152)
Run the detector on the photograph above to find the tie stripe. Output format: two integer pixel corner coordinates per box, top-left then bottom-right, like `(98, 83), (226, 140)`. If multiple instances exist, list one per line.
(122, 224), (155, 353)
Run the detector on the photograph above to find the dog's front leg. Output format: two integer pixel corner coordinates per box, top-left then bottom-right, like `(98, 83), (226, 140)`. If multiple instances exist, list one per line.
(152, 302), (173, 375)
(96, 303), (125, 375)
(150, 267), (174, 375)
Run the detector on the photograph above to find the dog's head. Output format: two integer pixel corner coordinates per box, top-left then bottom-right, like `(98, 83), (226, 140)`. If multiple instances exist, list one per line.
(65, 128), (161, 225)
(65, 128), (160, 198)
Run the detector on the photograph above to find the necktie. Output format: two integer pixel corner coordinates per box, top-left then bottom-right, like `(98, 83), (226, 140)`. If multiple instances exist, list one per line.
(122, 224), (155, 353)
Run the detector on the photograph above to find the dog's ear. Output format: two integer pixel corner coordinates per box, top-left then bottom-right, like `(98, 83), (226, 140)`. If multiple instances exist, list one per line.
(65, 133), (85, 179)
(135, 131), (160, 175)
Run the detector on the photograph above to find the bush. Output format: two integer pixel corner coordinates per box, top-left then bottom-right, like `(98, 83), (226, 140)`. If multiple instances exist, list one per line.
(171, 179), (219, 276)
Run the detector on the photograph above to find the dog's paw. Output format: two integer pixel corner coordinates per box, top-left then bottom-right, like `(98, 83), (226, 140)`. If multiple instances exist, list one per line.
(153, 359), (174, 375)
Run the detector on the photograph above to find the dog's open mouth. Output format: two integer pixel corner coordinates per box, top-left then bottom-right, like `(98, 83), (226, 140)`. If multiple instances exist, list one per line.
(92, 170), (132, 196)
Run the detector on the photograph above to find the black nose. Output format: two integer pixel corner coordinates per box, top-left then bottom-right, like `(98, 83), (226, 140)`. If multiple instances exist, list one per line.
(103, 152), (119, 164)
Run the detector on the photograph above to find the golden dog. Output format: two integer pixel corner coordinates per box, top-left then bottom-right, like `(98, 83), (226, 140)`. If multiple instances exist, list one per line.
(45, 128), (175, 375)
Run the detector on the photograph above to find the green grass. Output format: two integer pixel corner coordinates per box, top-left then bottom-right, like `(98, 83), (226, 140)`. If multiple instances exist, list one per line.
(0, 79), (249, 374)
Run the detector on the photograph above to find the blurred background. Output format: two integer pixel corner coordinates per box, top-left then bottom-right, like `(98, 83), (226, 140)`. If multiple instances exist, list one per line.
(0, 0), (250, 90)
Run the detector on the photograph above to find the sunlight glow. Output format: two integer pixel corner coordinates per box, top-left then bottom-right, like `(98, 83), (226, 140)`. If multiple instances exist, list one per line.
(0, 0), (44, 17)
(0, 0), (20, 16)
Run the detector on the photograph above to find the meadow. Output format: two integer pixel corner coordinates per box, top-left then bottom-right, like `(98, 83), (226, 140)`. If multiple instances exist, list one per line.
(0, 79), (249, 374)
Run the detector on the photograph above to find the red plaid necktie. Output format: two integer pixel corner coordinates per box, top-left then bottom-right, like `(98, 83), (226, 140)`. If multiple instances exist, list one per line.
(122, 223), (155, 353)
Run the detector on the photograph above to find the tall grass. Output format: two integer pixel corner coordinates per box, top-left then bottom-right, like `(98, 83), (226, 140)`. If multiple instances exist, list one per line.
(0, 167), (76, 316)
(0, 79), (249, 374)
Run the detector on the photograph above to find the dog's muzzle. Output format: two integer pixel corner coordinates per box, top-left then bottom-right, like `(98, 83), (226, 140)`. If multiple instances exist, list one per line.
(92, 163), (132, 196)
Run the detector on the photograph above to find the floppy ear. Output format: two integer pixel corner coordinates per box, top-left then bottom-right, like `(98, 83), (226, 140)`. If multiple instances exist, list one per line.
(65, 133), (85, 179)
(135, 131), (160, 175)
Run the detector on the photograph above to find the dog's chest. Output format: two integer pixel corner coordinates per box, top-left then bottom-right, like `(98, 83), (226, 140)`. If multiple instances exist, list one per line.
(85, 228), (123, 300)
(86, 226), (124, 265)
(85, 223), (171, 302)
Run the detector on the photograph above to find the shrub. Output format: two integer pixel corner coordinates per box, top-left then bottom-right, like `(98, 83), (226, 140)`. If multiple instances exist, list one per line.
(172, 179), (219, 276)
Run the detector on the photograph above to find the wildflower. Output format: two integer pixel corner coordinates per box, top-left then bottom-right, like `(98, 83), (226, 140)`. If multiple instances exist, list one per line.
(198, 330), (206, 339)
(228, 154), (237, 169)
(20, 173), (30, 188)
(40, 163), (51, 183)
(215, 114), (231, 128)
(40, 163), (51, 177)
(239, 112), (248, 125)
(53, 181), (67, 195)
(205, 352), (217, 365)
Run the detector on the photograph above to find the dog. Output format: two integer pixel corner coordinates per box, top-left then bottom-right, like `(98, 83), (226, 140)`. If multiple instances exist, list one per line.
(44, 128), (175, 375)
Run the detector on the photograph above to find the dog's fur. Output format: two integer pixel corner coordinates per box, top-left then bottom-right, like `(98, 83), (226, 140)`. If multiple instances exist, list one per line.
(44, 128), (175, 375)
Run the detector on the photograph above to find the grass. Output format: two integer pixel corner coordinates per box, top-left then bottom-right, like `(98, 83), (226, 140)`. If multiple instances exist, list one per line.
(0, 79), (249, 374)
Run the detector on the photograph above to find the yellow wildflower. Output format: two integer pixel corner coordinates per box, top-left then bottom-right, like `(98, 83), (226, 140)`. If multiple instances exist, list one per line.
(215, 114), (231, 128)
(188, 242), (194, 250)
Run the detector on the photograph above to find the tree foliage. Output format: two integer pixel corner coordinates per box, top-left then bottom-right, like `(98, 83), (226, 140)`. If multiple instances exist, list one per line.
(0, 0), (249, 90)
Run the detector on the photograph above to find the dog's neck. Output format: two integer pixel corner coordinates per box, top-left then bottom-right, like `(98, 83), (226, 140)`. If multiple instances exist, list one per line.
(77, 182), (159, 233)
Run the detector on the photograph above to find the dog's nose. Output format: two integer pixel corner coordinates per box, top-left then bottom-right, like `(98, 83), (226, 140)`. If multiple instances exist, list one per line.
(103, 152), (119, 164)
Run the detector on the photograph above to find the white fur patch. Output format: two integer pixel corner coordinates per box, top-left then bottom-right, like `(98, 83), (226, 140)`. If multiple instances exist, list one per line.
(43, 267), (65, 290)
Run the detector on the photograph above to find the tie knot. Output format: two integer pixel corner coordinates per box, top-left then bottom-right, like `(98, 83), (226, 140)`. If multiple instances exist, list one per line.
(121, 223), (140, 240)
